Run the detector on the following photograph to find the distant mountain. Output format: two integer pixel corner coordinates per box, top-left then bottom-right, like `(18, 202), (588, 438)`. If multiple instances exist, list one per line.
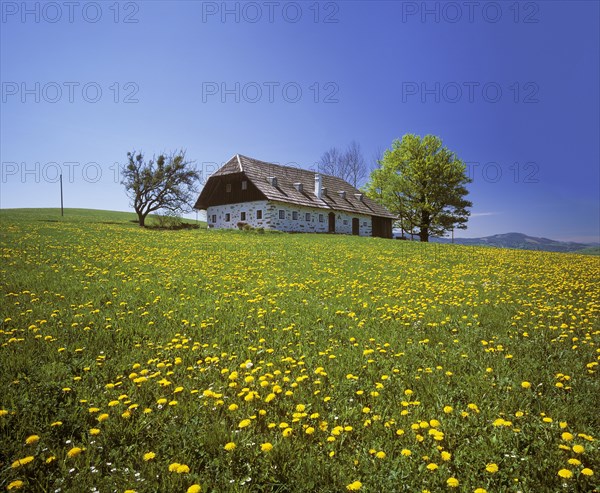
(393, 231), (599, 253)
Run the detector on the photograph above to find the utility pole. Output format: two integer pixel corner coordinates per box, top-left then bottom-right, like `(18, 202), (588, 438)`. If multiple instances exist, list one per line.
(60, 174), (64, 216)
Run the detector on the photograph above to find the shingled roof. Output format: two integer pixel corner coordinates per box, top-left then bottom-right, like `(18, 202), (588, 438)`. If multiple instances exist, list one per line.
(194, 154), (396, 219)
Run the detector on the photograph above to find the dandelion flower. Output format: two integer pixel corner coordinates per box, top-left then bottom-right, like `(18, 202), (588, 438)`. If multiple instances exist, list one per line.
(558, 469), (573, 478)
(176, 464), (190, 474)
(7, 480), (24, 490)
(282, 427), (293, 437)
(375, 451), (386, 459)
(67, 447), (84, 458)
(25, 435), (40, 445)
(572, 445), (585, 454)
(89, 428), (100, 435)
(187, 486), (202, 493)
(238, 419), (251, 428)
(346, 481), (362, 491)
(581, 468), (593, 476)
(168, 463), (181, 472)
(521, 381), (531, 389)
(97, 413), (109, 422)
(474, 489), (487, 493)
(224, 442), (236, 451)
(447, 477), (459, 488)
(441, 451), (451, 461)
(261, 442), (273, 452)
(562, 432), (574, 441)
(443, 406), (453, 414)
(426, 463), (438, 471)
(11, 456), (34, 468)
(401, 449), (412, 456)
(143, 452), (156, 461)
(485, 463), (499, 473)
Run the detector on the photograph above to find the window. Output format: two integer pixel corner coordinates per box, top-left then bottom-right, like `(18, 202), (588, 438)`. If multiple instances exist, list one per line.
(305, 212), (311, 221)
(225, 213), (231, 222)
(319, 214), (324, 222)
(226, 183), (232, 193)
(363, 221), (367, 227)
(256, 210), (262, 219)
(241, 180), (247, 190)
(292, 211), (298, 220)
(240, 212), (246, 221)
(279, 210), (285, 219)
(211, 215), (216, 223)
(343, 219), (348, 226)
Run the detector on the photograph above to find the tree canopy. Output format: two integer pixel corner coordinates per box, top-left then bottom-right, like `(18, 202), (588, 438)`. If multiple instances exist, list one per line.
(364, 134), (472, 242)
(121, 150), (200, 227)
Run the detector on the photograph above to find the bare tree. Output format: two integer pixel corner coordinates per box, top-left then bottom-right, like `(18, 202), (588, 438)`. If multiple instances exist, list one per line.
(344, 140), (366, 188)
(319, 147), (343, 178)
(318, 141), (367, 188)
(370, 145), (385, 173)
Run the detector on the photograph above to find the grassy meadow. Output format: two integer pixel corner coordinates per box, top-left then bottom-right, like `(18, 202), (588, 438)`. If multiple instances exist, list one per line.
(1, 209), (598, 492)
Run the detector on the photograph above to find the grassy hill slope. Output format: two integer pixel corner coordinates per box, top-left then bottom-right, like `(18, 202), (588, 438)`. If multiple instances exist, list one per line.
(1, 209), (598, 493)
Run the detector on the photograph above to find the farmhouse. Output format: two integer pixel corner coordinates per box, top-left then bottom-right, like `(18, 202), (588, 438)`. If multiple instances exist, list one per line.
(194, 154), (395, 238)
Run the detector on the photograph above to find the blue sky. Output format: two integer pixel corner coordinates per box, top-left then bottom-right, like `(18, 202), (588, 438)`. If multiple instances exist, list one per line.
(1, 0), (598, 242)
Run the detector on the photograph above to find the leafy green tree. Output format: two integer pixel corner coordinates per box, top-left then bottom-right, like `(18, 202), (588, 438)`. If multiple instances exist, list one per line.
(122, 150), (200, 227)
(364, 134), (472, 242)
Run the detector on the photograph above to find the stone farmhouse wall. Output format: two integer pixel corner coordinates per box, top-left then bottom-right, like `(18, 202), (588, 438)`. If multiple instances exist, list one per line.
(206, 200), (373, 236)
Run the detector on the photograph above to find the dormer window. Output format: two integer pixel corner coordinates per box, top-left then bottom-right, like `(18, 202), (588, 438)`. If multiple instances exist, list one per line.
(226, 183), (232, 193)
(241, 180), (247, 190)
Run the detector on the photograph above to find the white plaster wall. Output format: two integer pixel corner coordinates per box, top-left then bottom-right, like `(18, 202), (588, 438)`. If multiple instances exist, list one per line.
(206, 200), (270, 229)
(207, 201), (373, 236)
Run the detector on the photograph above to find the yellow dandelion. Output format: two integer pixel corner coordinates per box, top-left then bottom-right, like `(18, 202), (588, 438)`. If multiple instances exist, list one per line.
(346, 481), (362, 491)
(558, 469), (573, 479)
(572, 445), (585, 454)
(581, 468), (593, 476)
(67, 447), (84, 458)
(7, 481), (25, 490)
(97, 413), (109, 422)
(176, 464), (190, 474)
(89, 428), (101, 435)
(447, 477), (459, 488)
(375, 451), (386, 459)
(561, 432), (574, 441)
(282, 427), (293, 437)
(143, 452), (156, 461)
(401, 449), (412, 456)
(168, 463), (181, 472)
(521, 381), (531, 389)
(261, 442), (273, 452)
(238, 419), (251, 428)
(224, 442), (236, 451)
(485, 463), (499, 473)
(187, 485), (202, 493)
(11, 456), (34, 468)
(25, 435), (40, 445)
(46, 456), (56, 463)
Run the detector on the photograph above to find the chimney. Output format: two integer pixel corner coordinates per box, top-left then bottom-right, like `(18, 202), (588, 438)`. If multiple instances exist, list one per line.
(314, 174), (322, 199)
(294, 182), (303, 193)
(269, 176), (278, 187)
(338, 191), (346, 199)
(354, 193), (364, 202)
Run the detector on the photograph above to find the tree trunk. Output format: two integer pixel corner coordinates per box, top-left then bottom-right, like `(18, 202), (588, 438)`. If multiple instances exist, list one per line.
(137, 212), (146, 227)
(419, 210), (430, 242)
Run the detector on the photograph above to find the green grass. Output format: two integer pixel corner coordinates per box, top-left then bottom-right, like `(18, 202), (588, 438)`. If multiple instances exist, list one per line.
(1, 209), (598, 493)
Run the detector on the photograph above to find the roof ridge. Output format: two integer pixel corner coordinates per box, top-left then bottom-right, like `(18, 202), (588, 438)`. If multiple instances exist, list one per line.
(236, 154), (243, 172)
